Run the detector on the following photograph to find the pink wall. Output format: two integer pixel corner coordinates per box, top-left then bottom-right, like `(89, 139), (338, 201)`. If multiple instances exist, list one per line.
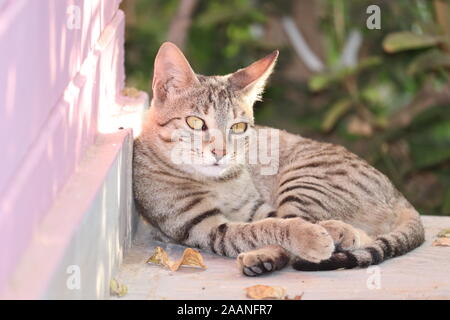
(0, 0), (124, 292)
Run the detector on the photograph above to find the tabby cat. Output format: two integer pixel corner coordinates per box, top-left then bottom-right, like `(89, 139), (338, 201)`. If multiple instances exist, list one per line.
(133, 42), (425, 276)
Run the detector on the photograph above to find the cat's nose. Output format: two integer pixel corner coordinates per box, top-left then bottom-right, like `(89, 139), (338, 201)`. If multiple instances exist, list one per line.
(212, 149), (226, 161)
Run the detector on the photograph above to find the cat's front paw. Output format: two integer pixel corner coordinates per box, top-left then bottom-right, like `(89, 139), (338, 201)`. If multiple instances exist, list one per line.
(287, 219), (334, 263)
(318, 220), (369, 250)
(319, 220), (361, 250)
(237, 245), (290, 277)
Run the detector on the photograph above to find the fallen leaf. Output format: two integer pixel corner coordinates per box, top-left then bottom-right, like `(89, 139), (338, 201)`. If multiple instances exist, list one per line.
(432, 237), (450, 247)
(110, 278), (128, 297)
(146, 246), (206, 271)
(177, 248), (207, 269)
(437, 228), (450, 238)
(284, 293), (304, 300)
(147, 246), (173, 269)
(245, 285), (286, 300)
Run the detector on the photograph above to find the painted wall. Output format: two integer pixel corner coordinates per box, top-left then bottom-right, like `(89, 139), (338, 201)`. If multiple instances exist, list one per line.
(0, 0), (125, 292)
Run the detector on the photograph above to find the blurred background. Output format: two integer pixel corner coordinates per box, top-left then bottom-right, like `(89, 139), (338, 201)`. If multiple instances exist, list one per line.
(120, 0), (450, 216)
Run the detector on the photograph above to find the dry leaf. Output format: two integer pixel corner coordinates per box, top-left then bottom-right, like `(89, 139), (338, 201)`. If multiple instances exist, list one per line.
(110, 278), (128, 297)
(284, 293), (304, 300)
(432, 237), (450, 247)
(437, 228), (450, 238)
(177, 248), (207, 269)
(147, 246), (173, 269)
(245, 285), (286, 300)
(146, 246), (206, 271)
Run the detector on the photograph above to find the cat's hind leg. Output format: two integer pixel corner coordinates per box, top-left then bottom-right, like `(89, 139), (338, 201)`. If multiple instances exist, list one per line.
(237, 245), (290, 276)
(318, 220), (373, 251)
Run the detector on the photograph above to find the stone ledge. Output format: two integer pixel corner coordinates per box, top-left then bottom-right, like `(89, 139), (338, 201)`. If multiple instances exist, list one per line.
(114, 215), (450, 300)
(2, 128), (135, 299)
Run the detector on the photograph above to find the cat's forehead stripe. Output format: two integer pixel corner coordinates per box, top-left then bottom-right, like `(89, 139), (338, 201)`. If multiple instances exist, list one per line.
(192, 75), (251, 126)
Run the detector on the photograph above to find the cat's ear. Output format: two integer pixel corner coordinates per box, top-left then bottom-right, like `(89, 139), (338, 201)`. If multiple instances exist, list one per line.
(229, 50), (279, 103)
(152, 42), (199, 102)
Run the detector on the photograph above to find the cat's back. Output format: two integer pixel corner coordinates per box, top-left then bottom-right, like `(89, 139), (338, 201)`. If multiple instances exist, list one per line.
(252, 125), (398, 208)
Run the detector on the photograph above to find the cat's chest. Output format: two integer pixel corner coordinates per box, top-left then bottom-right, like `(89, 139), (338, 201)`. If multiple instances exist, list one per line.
(212, 170), (262, 221)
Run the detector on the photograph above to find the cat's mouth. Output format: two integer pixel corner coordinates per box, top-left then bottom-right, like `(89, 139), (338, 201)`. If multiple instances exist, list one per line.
(212, 157), (228, 167)
(210, 162), (227, 170)
(192, 162), (229, 177)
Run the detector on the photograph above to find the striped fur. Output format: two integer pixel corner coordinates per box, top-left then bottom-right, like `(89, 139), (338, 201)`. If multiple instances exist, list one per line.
(133, 42), (425, 276)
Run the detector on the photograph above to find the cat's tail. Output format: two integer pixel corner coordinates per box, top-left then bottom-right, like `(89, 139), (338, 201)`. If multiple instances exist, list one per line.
(292, 200), (425, 271)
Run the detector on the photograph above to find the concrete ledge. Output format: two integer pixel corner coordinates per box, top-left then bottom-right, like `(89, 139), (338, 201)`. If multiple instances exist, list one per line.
(2, 129), (136, 299)
(0, 7), (126, 290)
(114, 215), (450, 300)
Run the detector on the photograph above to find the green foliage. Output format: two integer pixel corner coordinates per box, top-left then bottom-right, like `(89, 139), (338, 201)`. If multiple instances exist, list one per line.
(408, 49), (450, 75)
(383, 31), (443, 53)
(407, 105), (450, 169)
(122, 0), (450, 215)
(122, 0), (179, 90)
(408, 121), (450, 169)
(321, 99), (352, 132)
(308, 57), (382, 92)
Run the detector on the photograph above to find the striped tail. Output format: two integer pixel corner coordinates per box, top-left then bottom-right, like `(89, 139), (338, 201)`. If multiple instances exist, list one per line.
(292, 204), (425, 271)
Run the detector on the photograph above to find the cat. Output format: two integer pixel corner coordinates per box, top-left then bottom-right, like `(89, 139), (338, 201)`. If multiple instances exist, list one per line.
(133, 42), (425, 276)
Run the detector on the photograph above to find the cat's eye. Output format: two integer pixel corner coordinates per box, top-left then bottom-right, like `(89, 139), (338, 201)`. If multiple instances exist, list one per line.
(230, 122), (248, 134)
(186, 116), (207, 131)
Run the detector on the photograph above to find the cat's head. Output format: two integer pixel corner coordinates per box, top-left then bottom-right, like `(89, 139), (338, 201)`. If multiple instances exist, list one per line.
(147, 42), (278, 178)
